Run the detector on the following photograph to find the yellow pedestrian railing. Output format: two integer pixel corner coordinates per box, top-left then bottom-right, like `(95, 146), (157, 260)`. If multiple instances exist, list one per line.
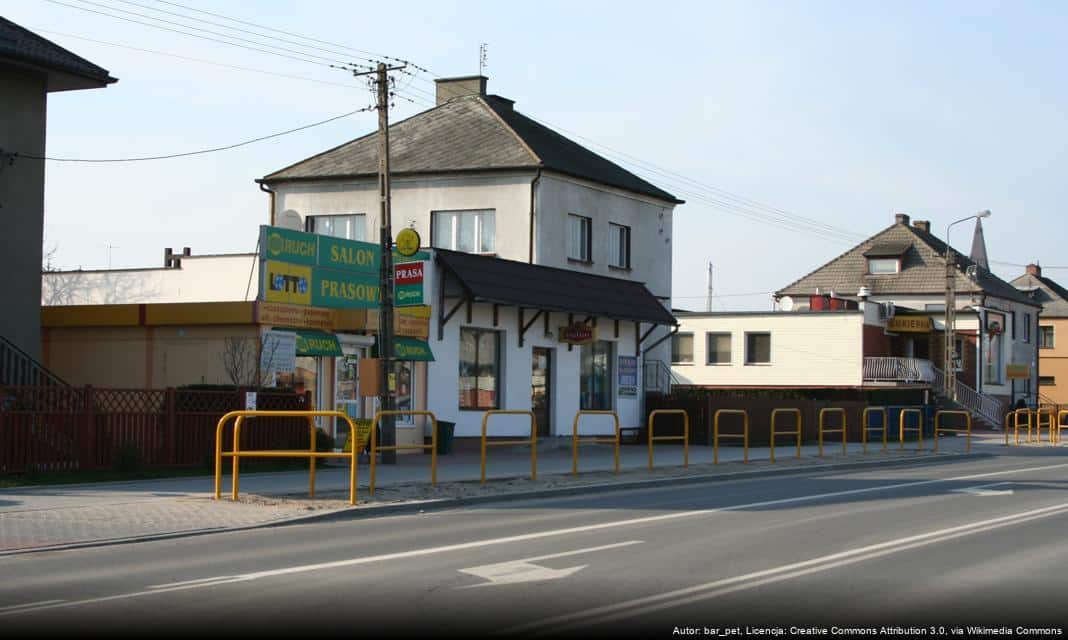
(571, 411), (620, 475)
(769, 408), (801, 463)
(1013, 408), (1033, 445)
(369, 410), (439, 495)
(818, 408), (847, 457)
(862, 407), (888, 454)
(481, 410), (538, 484)
(214, 410), (360, 505)
(648, 409), (689, 470)
(1035, 407), (1055, 445)
(1057, 410), (1068, 446)
(933, 410), (972, 453)
(713, 409), (749, 464)
(898, 408), (924, 450)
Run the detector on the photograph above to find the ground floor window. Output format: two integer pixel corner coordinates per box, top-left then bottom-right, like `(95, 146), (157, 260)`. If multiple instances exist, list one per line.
(459, 328), (500, 409)
(580, 340), (613, 410)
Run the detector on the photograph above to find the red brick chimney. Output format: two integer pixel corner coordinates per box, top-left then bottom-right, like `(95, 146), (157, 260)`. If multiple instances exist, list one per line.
(912, 220), (930, 233)
(1027, 263), (1042, 277)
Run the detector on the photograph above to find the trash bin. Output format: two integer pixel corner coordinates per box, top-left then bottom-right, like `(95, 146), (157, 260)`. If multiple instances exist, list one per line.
(435, 421), (456, 455)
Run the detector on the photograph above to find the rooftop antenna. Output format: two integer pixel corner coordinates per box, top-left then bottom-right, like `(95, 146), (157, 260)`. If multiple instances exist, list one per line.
(705, 262), (714, 312)
(479, 42), (488, 75)
(105, 243), (119, 268)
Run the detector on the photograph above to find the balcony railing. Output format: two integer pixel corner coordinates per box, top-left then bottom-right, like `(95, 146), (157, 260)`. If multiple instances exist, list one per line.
(862, 357), (935, 383)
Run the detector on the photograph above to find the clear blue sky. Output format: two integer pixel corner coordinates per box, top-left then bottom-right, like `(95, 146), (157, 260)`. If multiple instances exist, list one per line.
(9, 0), (1068, 309)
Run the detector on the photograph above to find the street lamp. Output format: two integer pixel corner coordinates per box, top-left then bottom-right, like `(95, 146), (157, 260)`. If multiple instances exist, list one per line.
(944, 210), (992, 400)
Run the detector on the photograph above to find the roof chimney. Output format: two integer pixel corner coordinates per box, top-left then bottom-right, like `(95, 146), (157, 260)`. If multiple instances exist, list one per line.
(912, 220), (930, 233)
(1027, 263), (1042, 277)
(894, 213), (911, 226)
(435, 75), (487, 105)
(164, 247), (174, 267)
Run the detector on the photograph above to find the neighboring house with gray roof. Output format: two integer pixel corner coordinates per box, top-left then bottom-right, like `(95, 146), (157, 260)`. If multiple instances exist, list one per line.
(0, 17), (115, 376)
(1012, 264), (1068, 404)
(774, 212), (1039, 415)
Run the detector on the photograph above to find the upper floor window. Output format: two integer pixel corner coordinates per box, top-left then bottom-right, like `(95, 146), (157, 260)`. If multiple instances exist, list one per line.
(706, 332), (731, 365)
(745, 332), (771, 365)
(568, 214), (592, 262)
(1022, 313), (1032, 343)
(432, 209), (495, 254)
(609, 223), (630, 269)
(1040, 325), (1055, 349)
(867, 258), (900, 274)
(672, 333), (694, 364)
(306, 213), (365, 241)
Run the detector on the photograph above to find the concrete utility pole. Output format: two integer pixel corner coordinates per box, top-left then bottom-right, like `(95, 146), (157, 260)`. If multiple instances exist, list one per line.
(356, 61), (405, 464)
(944, 247), (957, 399)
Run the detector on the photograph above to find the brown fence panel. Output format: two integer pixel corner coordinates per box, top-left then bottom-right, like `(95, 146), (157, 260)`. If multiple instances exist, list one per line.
(1, 386), (310, 474)
(646, 394), (871, 446)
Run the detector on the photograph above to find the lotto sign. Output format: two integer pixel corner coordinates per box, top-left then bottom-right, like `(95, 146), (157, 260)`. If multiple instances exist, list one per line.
(394, 261), (425, 306)
(263, 260), (312, 306)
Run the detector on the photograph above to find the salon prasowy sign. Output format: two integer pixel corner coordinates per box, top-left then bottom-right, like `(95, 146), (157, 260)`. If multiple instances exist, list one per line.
(259, 225), (428, 310)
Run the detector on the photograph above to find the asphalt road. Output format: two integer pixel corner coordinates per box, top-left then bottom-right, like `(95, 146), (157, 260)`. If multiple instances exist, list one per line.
(2, 448), (1066, 638)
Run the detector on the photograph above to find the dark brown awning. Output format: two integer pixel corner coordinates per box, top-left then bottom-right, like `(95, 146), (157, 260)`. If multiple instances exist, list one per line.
(434, 249), (676, 327)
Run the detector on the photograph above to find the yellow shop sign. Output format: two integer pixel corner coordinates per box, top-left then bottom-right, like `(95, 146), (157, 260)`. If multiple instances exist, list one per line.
(888, 317), (932, 333)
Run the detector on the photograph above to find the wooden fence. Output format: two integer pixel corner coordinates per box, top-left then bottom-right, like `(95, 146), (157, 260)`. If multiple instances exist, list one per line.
(0, 386), (311, 474)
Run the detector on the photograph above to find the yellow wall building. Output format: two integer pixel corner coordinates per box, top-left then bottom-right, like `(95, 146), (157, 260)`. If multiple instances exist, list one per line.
(1011, 265), (1068, 405)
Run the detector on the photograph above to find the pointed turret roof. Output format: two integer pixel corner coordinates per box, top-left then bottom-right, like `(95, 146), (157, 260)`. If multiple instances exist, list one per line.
(970, 218), (989, 270)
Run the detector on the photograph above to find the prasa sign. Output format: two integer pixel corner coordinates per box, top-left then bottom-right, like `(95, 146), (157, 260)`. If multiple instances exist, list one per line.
(394, 261), (425, 306)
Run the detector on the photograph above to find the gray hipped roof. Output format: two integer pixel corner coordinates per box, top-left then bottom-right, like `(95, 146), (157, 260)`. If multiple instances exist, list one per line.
(776, 220), (1038, 307)
(1011, 271), (1068, 317)
(260, 94), (681, 204)
(0, 17), (116, 91)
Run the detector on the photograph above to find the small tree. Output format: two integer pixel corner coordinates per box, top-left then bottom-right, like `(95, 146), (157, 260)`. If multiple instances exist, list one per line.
(219, 335), (281, 388)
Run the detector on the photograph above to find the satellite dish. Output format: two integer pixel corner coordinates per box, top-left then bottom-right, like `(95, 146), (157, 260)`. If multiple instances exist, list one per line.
(279, 209), (302, 230)
(780, 296), (794, 311)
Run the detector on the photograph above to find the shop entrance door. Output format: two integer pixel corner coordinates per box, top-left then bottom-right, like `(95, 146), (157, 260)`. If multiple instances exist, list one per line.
(532, 347), (552, 437)
(334, 352), (363, 445)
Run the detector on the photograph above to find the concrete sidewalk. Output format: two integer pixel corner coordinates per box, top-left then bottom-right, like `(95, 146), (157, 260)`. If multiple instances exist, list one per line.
(0, 431), (1028, 555)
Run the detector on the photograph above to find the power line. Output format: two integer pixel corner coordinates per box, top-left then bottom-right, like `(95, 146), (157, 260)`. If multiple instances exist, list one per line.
(108, 0), (377, 67)
(148, 0), (410, 67)
(44, 0), (340, 68)
(32, 28), (363, 89)
(65, 0), (362, 66)
(15, 107), (373, 162)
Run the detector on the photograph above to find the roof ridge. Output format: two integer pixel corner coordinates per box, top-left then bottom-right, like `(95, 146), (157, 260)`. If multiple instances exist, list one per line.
(479, 96), (541, 165)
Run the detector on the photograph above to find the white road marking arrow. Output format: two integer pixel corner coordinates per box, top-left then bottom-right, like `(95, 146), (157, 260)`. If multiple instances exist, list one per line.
(457, 540), (642, 588)
(953, 483), (1015, 496)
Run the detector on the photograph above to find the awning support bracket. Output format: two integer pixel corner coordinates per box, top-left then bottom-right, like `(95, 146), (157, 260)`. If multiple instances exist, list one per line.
(518, 308), (544, 348)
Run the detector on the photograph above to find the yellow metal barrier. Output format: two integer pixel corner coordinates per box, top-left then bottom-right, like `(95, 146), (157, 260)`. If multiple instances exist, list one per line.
(933, 410), (972, 453)
(713, 409), (749, 464)
(1013, 408), (1033, 445)
(818, 408), (847, 457)
(862, 407), (888, 454)
(213, 410), (360, 505)
(571, 411), (620, 475)
(1057, 410), (1068, 446)
(369, 410), (439, 495)
(1035, 407), (1055, 445)
(648, 409), (689, 470)
(481, 410), (538, 484)
(769, 408), (801, 463)
(898, 408), (924, 450)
